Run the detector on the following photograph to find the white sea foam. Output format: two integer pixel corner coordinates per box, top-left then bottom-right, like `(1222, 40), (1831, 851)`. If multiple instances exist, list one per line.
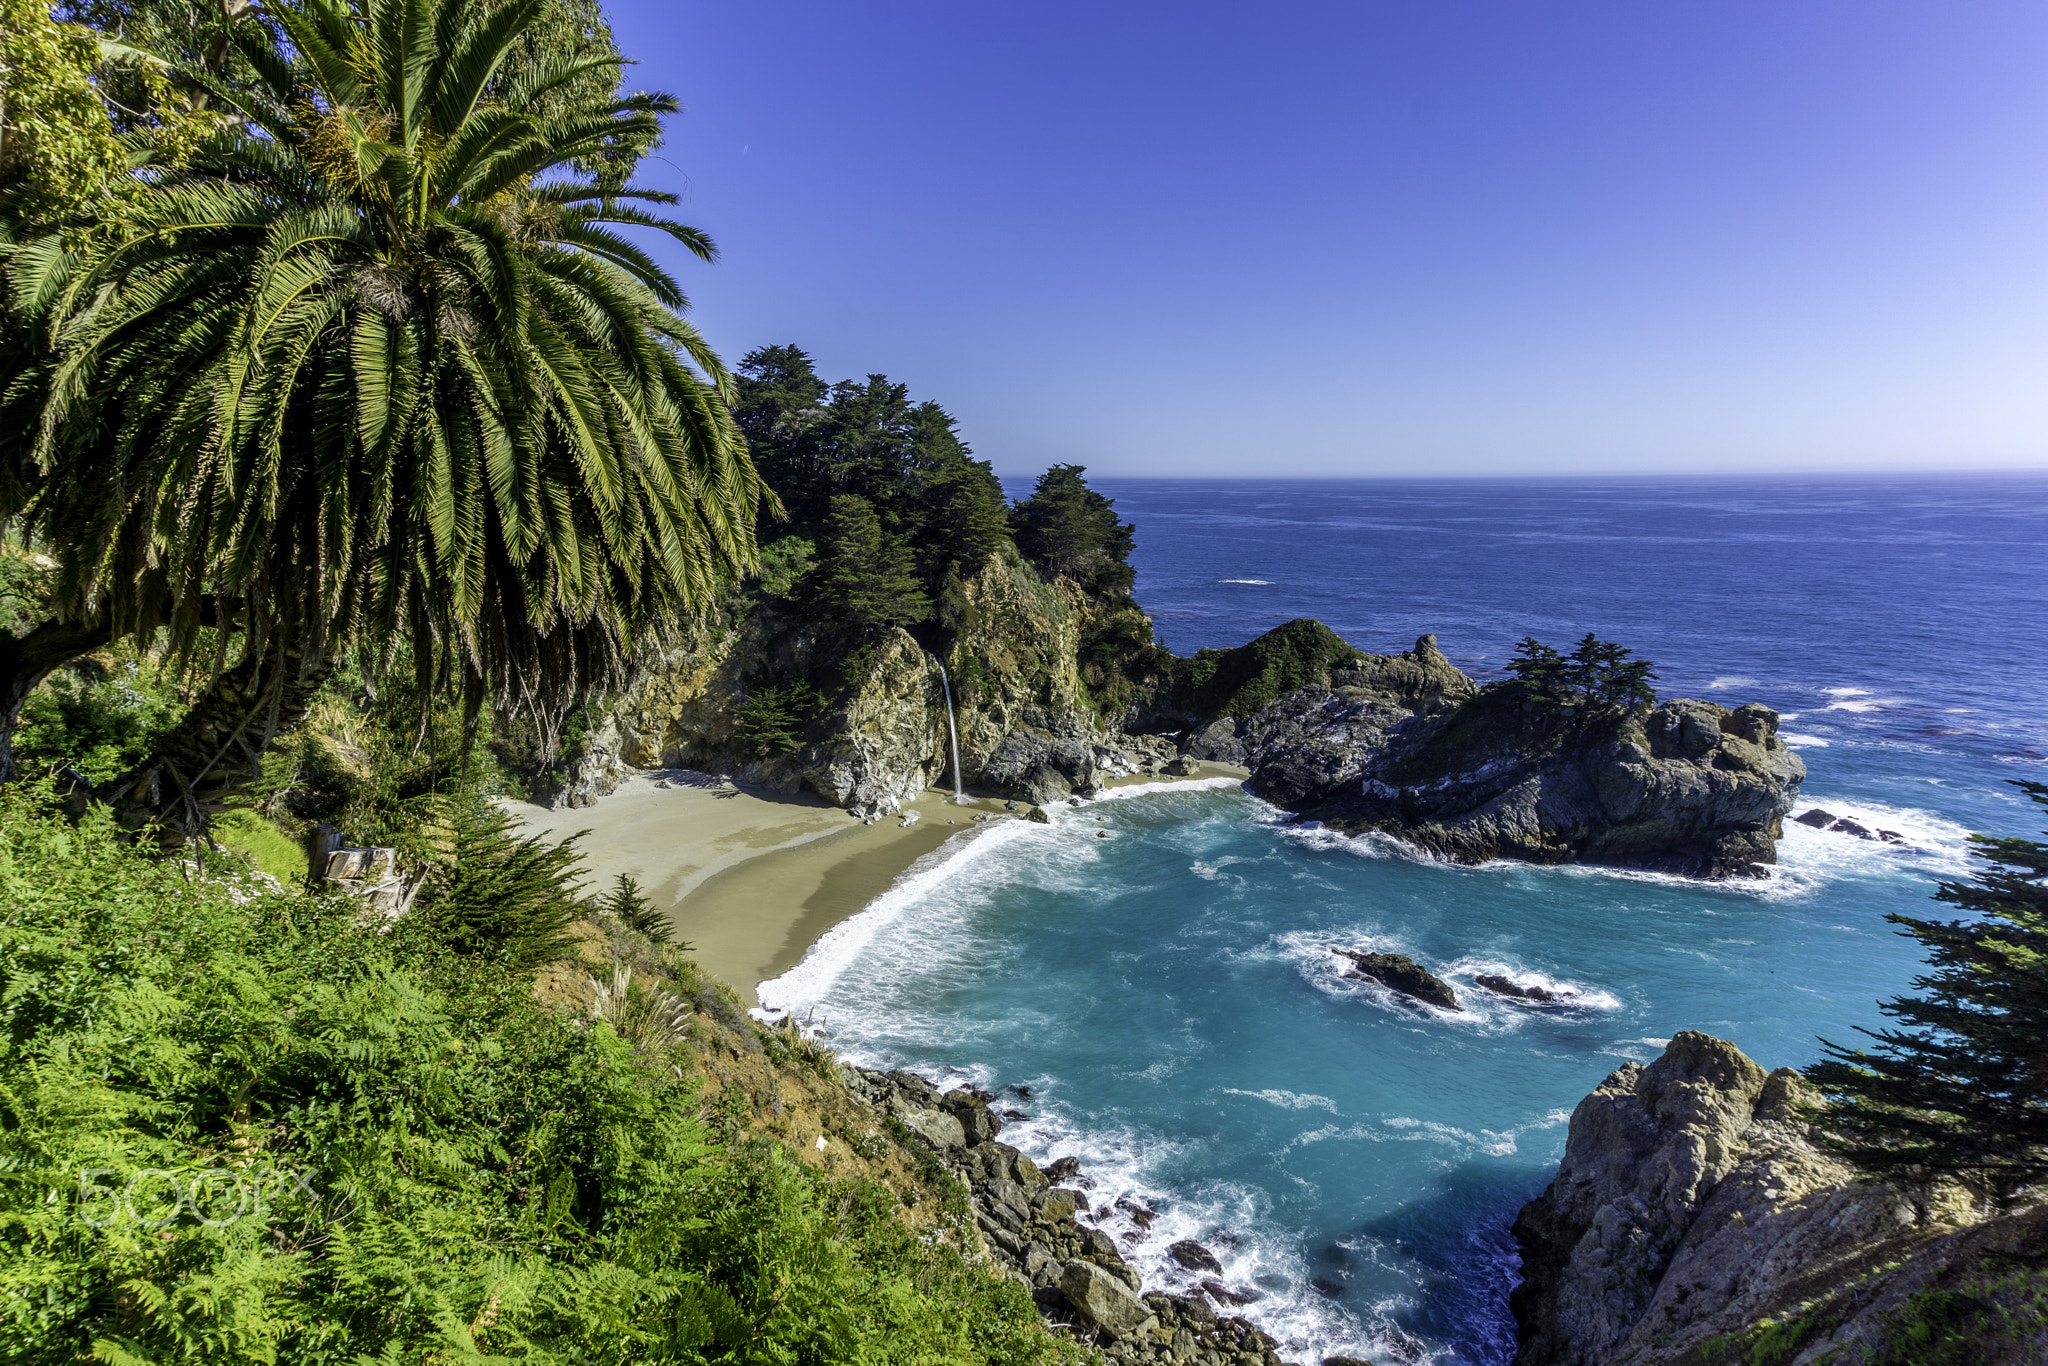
(953, 1072), (1415, 1364)
(755, 818), (1037, 1016)
(1822, 687), (1873, 697)
(1223, 1088), (1339, 1112)
(1824, 697), (1899, 713)
(1773, 795), (1975, 883)
(1782, 733), (1831, 747)
(1218, 578), (1272, 584)
(1705, 676), (1758, 690)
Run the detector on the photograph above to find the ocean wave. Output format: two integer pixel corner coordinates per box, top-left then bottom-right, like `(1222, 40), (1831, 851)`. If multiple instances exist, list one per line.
(1782, 733), (1830, 747)
(1705, 676), (1758, 690)
(755, 818), (1038, 1016)
(1775, 795), (1974, 880)
(945, 1072), (1412, 1364)
(1218, 578), (1272, 585)
(1223, 1088), (1339, 1112)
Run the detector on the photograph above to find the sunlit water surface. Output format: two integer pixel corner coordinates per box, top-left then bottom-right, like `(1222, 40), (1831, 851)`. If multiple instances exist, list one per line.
(760, 475), (2048, 1365)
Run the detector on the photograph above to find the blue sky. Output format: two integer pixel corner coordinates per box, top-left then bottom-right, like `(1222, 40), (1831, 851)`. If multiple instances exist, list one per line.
(607, 1), (2048, 478)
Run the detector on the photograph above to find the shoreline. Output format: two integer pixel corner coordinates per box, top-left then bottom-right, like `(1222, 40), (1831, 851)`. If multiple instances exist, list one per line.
(505, 764), (1249, 1005)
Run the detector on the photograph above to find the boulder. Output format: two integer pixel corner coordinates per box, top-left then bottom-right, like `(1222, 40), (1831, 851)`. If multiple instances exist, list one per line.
(942, 1089), (1002, 1145)
(1032, 1188), (1081, 1223)
(1200, 1278), (1256, 1304)
(1059, 1260), (1156, 1338)
(1830, 818), (1876, 840)
(1168, 1238), (1223, 1273)
(1795, 808), (1838, 828)
(1024, 804), (1051, 824)
(1334, 950), (1460, 1011)
(1043, 1155), (1082, 1181)
(1475, 974), (1568, 1004)
(892, 1104), (965, 1153)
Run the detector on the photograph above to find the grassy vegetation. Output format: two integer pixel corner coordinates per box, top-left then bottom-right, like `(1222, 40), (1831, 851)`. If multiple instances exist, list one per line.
(0, 782), (1080, 1364)
(1174, 618), (1361, 722)
(209, 808), (310, 885)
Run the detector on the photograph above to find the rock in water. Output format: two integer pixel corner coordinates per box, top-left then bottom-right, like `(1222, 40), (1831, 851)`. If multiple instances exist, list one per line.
(1333, 949), (1460, 1010)
(1168, 1238), (1223, 1273)
(1475, 973), (1567, 1004)
(1795, 807), (1838, 828)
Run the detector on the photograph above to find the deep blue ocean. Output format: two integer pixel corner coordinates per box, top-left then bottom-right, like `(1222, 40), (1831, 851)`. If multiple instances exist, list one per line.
(760, 475), (2048, 1365)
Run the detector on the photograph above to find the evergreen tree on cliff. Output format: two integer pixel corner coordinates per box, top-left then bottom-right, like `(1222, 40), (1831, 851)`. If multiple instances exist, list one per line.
(806, 496), (930, 628)
(1011, 465), (1136, 596)
(733, 344), (1009, 581)
(0, 0), (767, 821)
(1806, 780), (2048, 1210)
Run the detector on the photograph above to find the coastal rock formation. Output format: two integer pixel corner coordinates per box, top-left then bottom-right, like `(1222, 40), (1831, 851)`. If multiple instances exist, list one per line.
(1208, 632), (1804, 877)
(848, 1067), (1302, 1366)
(1509, 1032), (2047, 1366)
(1475, 974), (1569, 1004)
(536, 555), (1170, 815)
(1334, 949), (1461, 1010)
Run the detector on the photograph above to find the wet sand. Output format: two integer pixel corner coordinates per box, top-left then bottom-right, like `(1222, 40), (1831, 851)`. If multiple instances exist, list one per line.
(506, 765), (1247, 1005)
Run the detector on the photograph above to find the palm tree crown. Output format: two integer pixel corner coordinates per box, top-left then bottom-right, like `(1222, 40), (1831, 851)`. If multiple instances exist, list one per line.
(2, 0), (765, 783)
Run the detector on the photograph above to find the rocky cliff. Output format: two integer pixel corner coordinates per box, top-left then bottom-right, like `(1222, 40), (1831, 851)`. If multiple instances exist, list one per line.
(1510, 1033), (2047, 1366)
(1185, 627), (1804, 878)
(538, 554), (1171, 815)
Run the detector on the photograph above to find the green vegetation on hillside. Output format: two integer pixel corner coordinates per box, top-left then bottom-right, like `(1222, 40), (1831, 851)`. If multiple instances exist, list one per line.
(1176, 619), (1361, 721)
(0, 784), (1076, 1364)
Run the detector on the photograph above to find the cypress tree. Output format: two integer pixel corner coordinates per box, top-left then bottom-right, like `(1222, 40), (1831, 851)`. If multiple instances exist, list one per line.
(1805, 780), (2048, 1211)
(1010, 464), (1136, 595)
(806, 495), (931, 628)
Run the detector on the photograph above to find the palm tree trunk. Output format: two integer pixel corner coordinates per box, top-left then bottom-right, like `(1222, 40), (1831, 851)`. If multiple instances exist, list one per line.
(0, 615), (115, 782)
(104, 636), (337, 835)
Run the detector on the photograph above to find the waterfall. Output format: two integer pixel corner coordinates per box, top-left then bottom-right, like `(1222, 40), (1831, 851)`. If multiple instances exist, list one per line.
(936, 658), (965, 803)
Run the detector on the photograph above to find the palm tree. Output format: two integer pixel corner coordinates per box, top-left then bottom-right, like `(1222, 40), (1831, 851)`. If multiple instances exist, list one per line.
(0, 0), (768, 825)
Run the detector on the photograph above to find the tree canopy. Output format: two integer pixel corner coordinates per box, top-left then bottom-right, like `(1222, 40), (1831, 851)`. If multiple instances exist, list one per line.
(0, 0), (765, 817)
(1009, 464), (1135, 597)
(1805, 780), (2048, 1211)
(1505, 633), (1658, 711)
(733, 344), (1009, 587)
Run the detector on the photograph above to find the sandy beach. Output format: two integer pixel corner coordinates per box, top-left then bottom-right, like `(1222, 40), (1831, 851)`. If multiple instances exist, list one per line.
(506, 766), (1246, 1004)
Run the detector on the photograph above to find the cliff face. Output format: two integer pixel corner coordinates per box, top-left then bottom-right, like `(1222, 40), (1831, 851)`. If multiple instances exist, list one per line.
(540, 555), (1169, 814)
(1511, 1033), (2047, 1366)
(1196, 630), (1804, 878)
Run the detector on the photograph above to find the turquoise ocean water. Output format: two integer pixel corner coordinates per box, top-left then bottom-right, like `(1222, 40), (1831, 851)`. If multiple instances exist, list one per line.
(758, 476), (2048, 1365)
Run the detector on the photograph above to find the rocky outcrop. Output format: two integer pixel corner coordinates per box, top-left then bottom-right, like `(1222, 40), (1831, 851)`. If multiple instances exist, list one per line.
(848, 1067), (1302, 1366)
(1507, 1032), (2041, 1366)
(1475, 975), (1570, 1004)
(538, 556), (1172, 816)
(1215, 634), (1804, 877)
(1334, 949), (1460, 1010)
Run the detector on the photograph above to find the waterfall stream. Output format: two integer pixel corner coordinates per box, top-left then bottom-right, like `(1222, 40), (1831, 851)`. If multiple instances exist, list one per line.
(935, 659), (965, 803)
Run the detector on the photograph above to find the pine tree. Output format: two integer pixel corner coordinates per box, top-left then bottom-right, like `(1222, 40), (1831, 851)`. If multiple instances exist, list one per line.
(600, 873), (676, 945)
(805, 496), (931, 628)
(1805, 780), (2048, 1211)
(1010, 465), (1136, 595)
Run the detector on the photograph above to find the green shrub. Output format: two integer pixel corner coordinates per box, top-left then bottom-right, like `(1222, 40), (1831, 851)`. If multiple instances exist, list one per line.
(1177, 618), (1360, 721)
(13, 648), (186, 784)
(0, 784), (1076, 1364)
